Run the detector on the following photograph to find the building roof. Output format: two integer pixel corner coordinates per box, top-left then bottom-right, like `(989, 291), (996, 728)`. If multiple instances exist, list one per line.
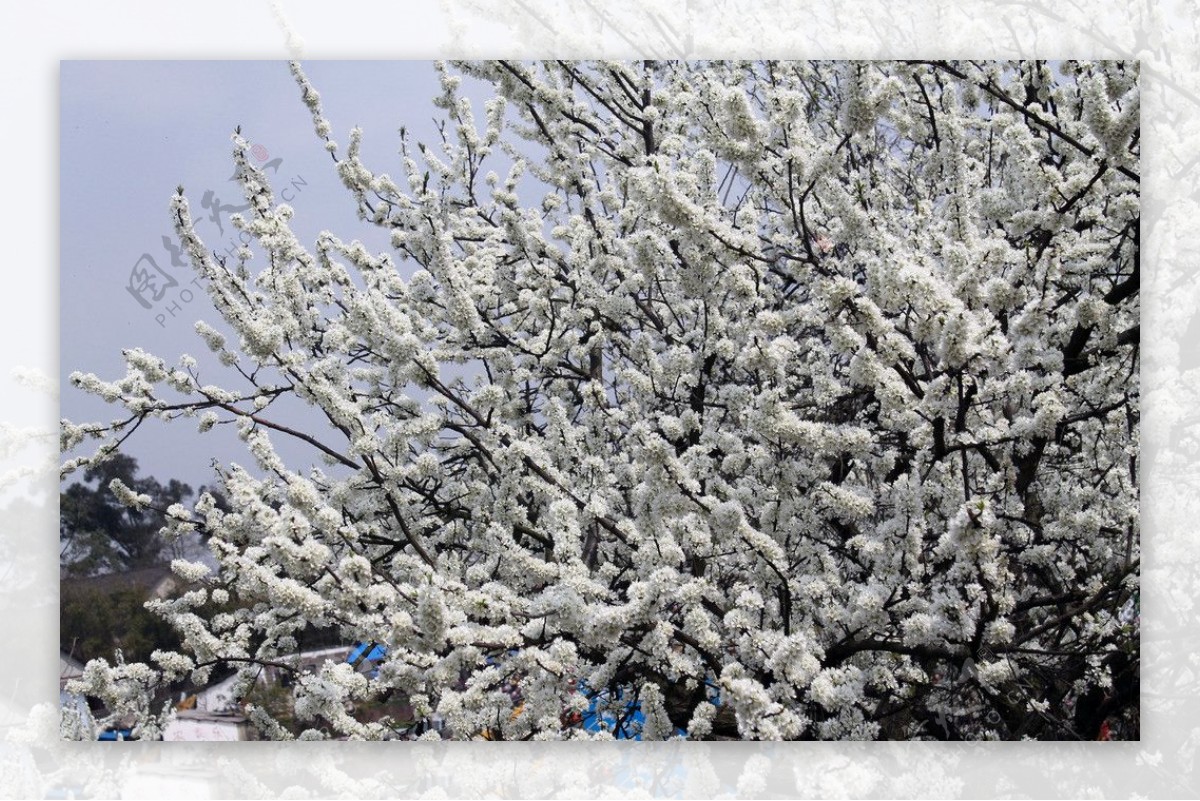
(60, 651), (86, 686)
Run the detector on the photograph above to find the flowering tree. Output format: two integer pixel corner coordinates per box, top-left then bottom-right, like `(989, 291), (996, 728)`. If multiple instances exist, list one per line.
(63, 60), (1139, 740)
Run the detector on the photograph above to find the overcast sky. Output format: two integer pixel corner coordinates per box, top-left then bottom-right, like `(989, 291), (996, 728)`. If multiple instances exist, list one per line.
(61, 61), (449, 492)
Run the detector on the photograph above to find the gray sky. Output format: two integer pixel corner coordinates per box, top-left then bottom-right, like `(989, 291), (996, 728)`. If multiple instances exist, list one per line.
(61, 61), (448, 492)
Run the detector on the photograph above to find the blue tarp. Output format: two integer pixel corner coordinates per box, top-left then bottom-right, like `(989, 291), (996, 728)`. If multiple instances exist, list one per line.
(346, 642), (387, 665)
(98, 728), (133, 741)
(580, 683), (646, 739)
(345, 643), (717, 739)
(578, 681), (703, 740)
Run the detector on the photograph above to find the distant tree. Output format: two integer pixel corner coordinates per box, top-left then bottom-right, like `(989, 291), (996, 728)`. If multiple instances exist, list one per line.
(60, 453), (193, 576)
(60, 578), (183, 665)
